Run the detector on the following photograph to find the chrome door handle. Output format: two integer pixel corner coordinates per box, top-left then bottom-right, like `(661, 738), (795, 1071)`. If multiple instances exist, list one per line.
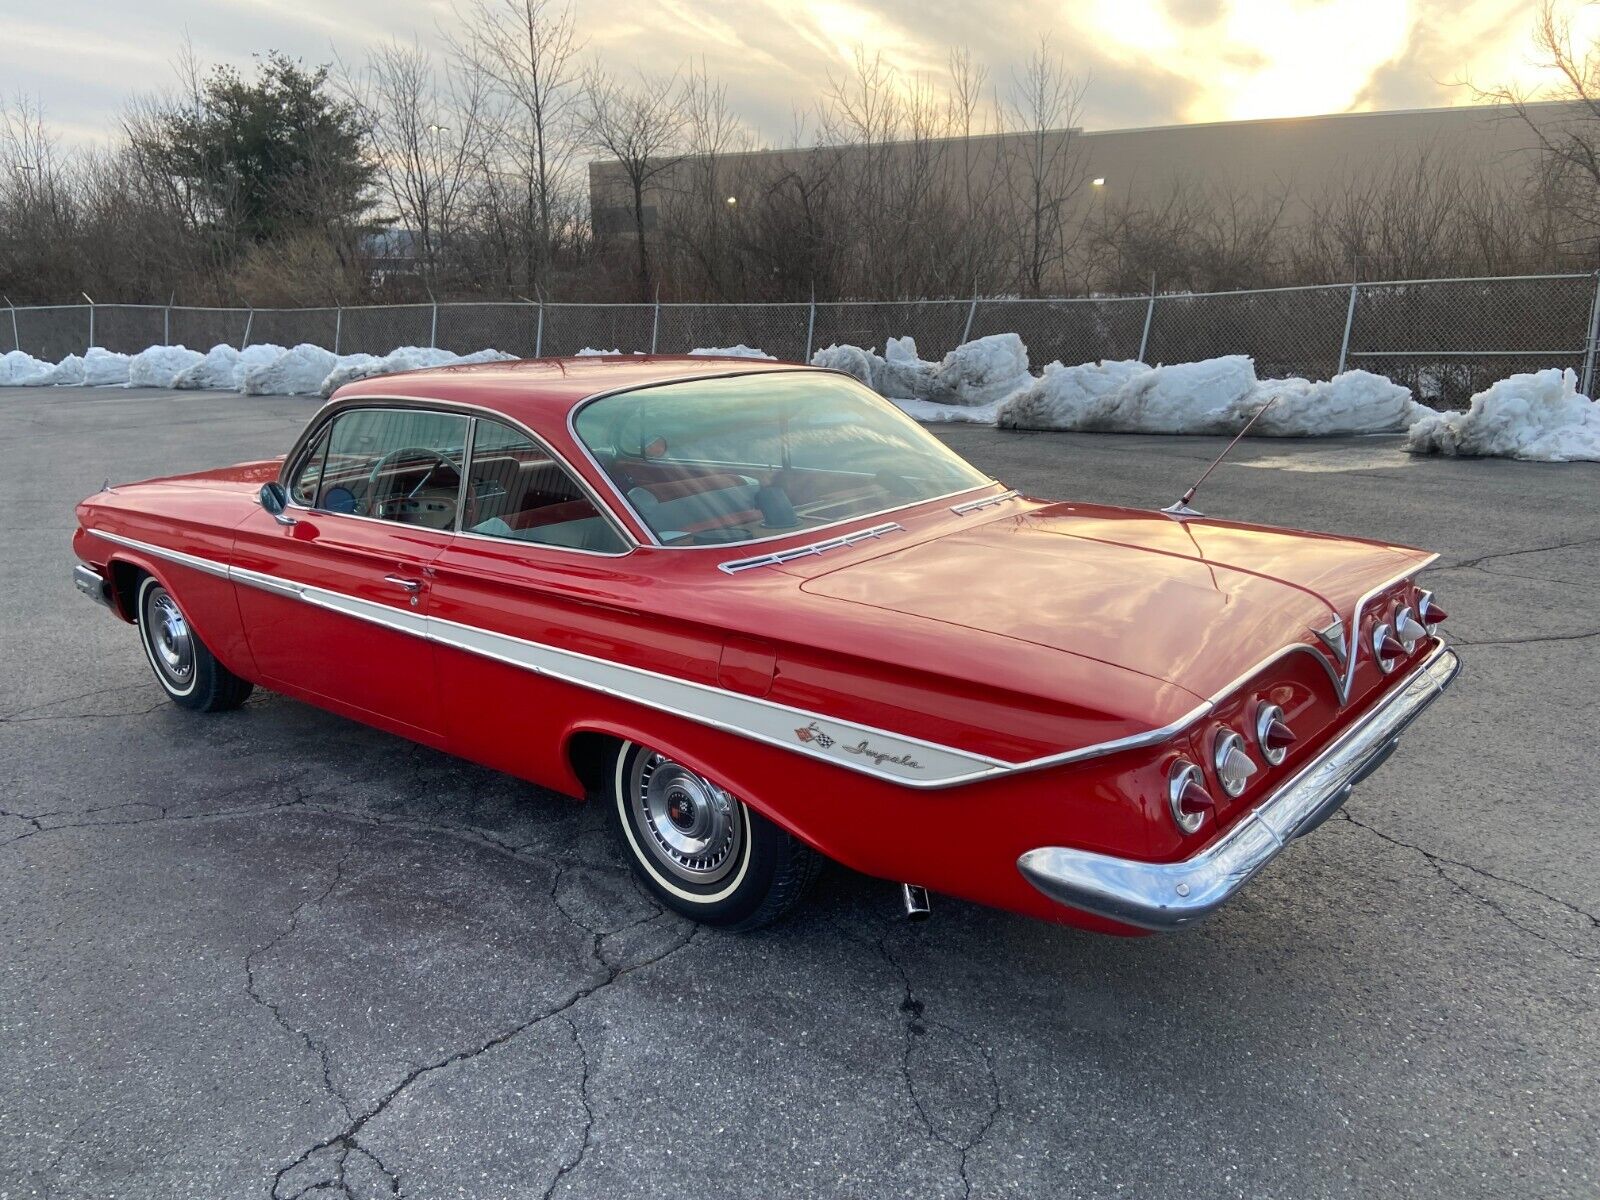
(383, 575), (423, 594)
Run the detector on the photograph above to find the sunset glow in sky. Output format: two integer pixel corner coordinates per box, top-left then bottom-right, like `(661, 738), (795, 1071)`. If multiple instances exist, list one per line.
(4, 0), (1584, 148)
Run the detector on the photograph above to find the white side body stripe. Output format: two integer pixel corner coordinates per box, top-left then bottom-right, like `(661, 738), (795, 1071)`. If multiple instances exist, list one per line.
(91, 529), (1245, 789)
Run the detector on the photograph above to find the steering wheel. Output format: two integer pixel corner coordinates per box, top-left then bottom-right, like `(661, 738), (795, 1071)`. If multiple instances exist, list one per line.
(368, 448), (457, 508)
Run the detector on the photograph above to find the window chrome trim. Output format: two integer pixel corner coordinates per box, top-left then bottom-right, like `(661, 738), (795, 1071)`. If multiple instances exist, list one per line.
(951, 490), (1019, 515)
(563, 366), (1002, 553)
(277, 396), (639, 556)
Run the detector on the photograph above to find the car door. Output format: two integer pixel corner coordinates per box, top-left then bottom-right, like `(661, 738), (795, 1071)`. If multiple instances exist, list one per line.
(426, 415), (646, 786)
(232, 405), (470, 745)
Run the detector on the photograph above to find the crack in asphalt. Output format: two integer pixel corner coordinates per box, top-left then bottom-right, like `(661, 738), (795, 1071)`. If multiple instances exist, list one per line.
(267, 912), (703, 1200)
(245, 848), (358, 1123)
(1447, 629), (1600, 648)
(541, 1016), (597, 1200)
(1446, 533), (1600, 573)
(877, 931), (1004, 1200)
(1339, 811), (1598, 961)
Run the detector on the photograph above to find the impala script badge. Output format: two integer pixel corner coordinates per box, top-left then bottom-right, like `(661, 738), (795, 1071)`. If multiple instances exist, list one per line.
(794, 722), (922, 770)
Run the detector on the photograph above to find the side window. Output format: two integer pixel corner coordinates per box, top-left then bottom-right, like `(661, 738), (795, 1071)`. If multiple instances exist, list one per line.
(464, 419), (627, 554)
(312, 408), (469, 529)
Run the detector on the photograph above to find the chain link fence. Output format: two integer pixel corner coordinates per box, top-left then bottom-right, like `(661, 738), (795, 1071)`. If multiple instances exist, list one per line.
(8, 273), (1600, 408)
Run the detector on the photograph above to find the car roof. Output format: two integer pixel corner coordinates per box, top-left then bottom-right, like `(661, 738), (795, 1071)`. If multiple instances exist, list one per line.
(330, 355), (822, 427)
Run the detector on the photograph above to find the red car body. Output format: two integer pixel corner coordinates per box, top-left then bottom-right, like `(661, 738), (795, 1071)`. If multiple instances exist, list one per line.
(71, 357), (1459, 934)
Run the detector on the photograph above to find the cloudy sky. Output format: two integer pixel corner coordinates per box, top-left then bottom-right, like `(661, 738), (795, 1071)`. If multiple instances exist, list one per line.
(4, 0), (1580, 148)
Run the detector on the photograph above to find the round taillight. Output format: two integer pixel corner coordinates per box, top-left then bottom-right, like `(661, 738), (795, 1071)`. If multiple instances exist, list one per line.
(1254, 702), (1295, 766)
(1371, 622), (1403, 673)
(1418, 589), (1448, 631)
(1167, 760), (1214, 834)
(1394, 605), (1426, 651)
(1212, 729), (1257, 797)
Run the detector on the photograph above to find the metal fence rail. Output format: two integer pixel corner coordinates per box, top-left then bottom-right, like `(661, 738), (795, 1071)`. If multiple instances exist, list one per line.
(7, 273), (1600, 408)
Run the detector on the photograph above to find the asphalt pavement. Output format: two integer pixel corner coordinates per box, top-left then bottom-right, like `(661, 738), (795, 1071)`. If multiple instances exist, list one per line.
(2, 386), (1596, 1199)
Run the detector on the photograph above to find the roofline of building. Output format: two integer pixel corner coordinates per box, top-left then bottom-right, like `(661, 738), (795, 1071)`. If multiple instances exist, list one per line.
(586, 98), (1576, 172)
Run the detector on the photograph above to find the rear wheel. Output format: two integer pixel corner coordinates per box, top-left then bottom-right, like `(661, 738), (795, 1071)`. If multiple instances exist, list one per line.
(607, 741), (821, 930)
(135, 575), (253, 712)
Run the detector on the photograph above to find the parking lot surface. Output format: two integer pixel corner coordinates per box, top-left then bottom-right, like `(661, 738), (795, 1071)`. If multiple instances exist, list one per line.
(2, 386), (1597, 1199)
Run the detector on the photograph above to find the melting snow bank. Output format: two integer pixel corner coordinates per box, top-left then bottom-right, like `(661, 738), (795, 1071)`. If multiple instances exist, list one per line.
(687, 344), (776, 360)
(998, 356), (1427, 436)
(319, 346), (516, 396)
(813, 337), (1428, 438)
(1405, 368), (1600, 462)
(813, 334), (1032, 409)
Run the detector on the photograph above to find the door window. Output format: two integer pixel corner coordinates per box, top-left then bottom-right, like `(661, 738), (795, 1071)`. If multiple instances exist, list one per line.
(303, 408), (469, 530)
(463, 419), (628, 553)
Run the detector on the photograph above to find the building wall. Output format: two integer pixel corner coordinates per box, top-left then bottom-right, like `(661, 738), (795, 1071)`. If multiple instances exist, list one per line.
(590, 101), (1570, 245)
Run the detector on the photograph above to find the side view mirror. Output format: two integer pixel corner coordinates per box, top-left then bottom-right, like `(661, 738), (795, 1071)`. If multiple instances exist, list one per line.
(259, 481), (296, 526)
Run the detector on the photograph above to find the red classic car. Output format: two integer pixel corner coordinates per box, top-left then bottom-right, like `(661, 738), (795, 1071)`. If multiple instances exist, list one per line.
(72, 357), (1458, 933)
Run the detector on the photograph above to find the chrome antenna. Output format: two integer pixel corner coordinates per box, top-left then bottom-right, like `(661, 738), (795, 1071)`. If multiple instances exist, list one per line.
(1160, 395), (1279, 518)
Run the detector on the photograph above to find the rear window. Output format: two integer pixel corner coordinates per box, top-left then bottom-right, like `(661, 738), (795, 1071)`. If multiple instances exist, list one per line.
(572, 372), (990, 546)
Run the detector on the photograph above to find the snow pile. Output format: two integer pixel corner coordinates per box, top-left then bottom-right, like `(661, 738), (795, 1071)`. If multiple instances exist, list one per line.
(1254, 371), (1426, 437)
(1405, 368), (1600, 462)
(997, 356), (1425, 436)
(811, 333), (1033, 412)
(319, 346), (515, 396)
(173, 343), (286, 390)
(576, 347), (623, 356)
(687, 345), (776, 359)
(41, 354), (86, 386)
(243, 344), (351, 395)
(128, 345), (205, 389)
(0, 350), (56, 386)
(81, 347), (133, 386)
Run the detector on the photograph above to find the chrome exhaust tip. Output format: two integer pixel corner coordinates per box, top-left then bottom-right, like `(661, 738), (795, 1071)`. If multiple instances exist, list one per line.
(901, 883), (931, 920)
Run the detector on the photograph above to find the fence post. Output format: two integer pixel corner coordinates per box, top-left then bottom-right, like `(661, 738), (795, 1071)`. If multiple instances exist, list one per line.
(81, 292), (95, 352)
(805, 292), (817, 361)
(334, 306), (343, 354)
(1138, 277), (1157, 363)
(4, 296), (17, 353)
(429, 299), (439, 349)
(240, 308), (254, 352)
(1582, 271), (1600, 397)
(164, 293), (173, 346)
(961, 293), (979, 344)
(1337, 281), (1359, 375)
(650, 287), (661, 354)
(535, 302), (544, 358)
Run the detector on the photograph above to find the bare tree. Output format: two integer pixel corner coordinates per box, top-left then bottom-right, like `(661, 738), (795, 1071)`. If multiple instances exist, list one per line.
(446, 0), (586, 291)
(585, 69), (686, 300)
(339, 39), (489, 290)
(999, 39), (1090, 296)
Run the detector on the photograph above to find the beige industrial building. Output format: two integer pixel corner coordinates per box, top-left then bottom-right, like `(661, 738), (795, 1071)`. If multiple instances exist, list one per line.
(590, 100), (1574, 254)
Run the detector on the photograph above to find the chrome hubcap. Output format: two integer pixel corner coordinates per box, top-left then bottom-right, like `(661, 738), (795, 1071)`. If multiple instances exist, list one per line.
(628, 753), (744, 886)
(146, 589), (194, 685)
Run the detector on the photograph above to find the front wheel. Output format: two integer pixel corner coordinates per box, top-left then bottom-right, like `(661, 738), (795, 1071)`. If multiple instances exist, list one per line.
(135, 575), (254, 712)
(607, 741), (821, 930)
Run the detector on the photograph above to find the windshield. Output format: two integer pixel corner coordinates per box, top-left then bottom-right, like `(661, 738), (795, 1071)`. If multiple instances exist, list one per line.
(572, 372), (993, 546)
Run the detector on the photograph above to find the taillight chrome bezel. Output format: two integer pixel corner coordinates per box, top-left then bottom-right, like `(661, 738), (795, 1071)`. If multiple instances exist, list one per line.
(1371, 622), (1400, 673)
(1254, 702), (1289, 766)
(1393, 605), (1425, 652)
(1167, 759), (1211, 834)
(1211, 728), (1256, 797)
(1417, 589), (1446, 632)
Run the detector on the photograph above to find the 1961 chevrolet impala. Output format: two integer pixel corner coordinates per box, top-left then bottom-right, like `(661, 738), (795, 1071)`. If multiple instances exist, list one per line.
(72, 357), (1458, 933)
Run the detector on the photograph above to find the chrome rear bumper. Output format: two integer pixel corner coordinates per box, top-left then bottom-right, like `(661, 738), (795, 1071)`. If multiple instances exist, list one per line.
(73, 563), (113, 608)
(1017, 643), (1460, 932)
